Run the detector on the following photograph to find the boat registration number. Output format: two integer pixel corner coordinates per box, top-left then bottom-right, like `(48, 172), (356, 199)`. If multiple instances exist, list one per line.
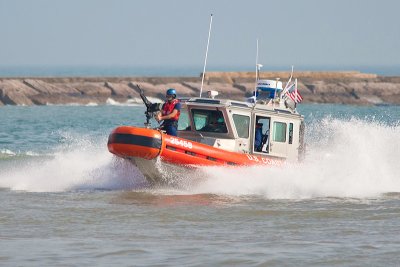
(169, 138), (193, 149)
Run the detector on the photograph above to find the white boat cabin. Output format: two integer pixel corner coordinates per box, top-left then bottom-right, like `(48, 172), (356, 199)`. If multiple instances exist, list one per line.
(176, 94), (305, 161)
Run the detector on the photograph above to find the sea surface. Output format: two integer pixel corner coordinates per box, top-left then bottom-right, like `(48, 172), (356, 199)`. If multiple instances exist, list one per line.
(0, 103), (399, 266)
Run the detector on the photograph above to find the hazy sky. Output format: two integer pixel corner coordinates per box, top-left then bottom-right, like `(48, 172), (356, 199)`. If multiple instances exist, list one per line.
(0, 0), (399, 70)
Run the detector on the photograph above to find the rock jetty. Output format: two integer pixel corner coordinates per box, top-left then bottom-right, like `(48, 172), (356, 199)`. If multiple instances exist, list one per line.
(0, 71), (399, 106)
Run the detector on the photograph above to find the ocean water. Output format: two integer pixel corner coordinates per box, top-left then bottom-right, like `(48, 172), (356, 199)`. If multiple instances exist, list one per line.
(0, 103), (399, 266)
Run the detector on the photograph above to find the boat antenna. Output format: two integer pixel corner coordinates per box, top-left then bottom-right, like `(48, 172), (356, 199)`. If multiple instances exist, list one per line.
(253, 38), (261, 101)
(200, 14), (213, 98)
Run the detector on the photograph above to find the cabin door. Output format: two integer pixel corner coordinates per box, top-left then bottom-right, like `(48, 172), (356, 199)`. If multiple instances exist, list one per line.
(231, 112), (251, 153)
(252, 115), (271, 154)
(269, 118), (289, 158)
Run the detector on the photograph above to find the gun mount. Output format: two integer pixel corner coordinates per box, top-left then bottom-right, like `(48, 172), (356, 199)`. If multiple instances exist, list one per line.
(137, 85), (162, 128)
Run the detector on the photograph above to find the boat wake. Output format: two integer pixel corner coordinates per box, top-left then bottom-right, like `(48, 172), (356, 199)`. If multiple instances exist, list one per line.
(0, 117), (399, 199)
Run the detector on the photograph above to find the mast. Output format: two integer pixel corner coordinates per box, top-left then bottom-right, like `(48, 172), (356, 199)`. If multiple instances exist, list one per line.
(253, 39), (259, 100)
(253, 39), (263, 102)
(200, 14), (213, 98)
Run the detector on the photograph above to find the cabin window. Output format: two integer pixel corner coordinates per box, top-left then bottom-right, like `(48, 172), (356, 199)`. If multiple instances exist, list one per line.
(232, 114), (250, 138)
(192, 109), (228, 133)
(289, 123), (293, 144)
(273, 122), (287, 142)
(178, 108), (191, 131)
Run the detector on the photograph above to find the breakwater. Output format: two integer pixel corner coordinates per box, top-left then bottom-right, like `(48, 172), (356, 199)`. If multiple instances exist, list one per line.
(1, 71), (399, 105)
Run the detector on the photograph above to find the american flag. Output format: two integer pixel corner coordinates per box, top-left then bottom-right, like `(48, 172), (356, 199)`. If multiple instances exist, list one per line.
(285, 78), (303, 103)
(287, 90), (303, 103)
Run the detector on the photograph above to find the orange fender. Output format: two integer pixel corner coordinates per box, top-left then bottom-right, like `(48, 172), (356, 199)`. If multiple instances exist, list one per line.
(108, 126), (162, 160)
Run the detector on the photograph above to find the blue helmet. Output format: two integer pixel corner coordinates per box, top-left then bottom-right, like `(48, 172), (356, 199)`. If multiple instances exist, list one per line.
(166, 88), (177, 97)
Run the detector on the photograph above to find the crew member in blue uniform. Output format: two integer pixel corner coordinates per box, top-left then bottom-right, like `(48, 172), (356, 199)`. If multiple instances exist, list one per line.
(254, 122), (263, 151)
(156, 88), (181, 136)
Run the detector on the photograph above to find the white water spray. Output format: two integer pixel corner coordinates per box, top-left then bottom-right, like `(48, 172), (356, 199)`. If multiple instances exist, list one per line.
(191, 118), (400, 199)
(0, 118), (399, 198)
(0, 133), (147, 192)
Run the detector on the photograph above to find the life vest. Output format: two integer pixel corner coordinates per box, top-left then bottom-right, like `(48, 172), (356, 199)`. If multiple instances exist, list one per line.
(162, 99), (180, 121)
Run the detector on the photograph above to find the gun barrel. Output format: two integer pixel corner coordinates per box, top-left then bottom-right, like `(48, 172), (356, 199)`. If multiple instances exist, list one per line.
(137, 85), (152, 108)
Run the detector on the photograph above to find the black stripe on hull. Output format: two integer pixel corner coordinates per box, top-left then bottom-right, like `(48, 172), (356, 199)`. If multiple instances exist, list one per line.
(108, 133), (162, 149)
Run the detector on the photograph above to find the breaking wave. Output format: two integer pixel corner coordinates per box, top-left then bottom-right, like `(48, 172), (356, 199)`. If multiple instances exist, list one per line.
(105, 97), (161, 106)
(0, 149), (41, 158)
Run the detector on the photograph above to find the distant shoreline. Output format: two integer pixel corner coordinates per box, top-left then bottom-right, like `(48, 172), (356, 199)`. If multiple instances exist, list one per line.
(1, 71), (399, 106)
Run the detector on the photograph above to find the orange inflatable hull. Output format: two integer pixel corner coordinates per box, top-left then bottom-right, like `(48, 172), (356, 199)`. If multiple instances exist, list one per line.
(108, 126), (282, 167)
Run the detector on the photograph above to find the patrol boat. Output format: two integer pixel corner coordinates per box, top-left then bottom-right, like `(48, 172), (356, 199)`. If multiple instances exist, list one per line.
(107, 75), (306, 185)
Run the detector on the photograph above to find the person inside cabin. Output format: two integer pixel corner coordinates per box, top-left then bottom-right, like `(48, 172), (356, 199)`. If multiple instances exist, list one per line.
(201, 114), (227, 133)
(254, 122), (263, 151)
(214, 116), (227, 132)
(156, 88), (181, 136)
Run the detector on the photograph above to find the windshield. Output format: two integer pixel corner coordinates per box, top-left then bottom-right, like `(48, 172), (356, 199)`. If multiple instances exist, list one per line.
(178, 108), (191, 131)
(191, 109), (227, 133)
